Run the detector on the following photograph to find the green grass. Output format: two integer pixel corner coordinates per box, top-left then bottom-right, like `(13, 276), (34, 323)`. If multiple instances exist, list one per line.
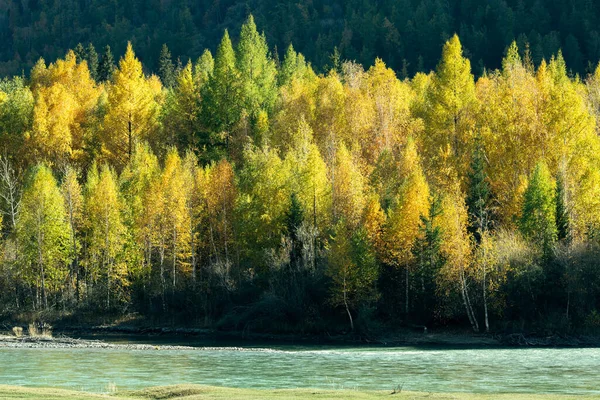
(0, 385), (599, 400)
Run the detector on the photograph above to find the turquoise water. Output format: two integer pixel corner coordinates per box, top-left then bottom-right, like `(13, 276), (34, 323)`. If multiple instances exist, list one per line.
(1, 344), (600, 394)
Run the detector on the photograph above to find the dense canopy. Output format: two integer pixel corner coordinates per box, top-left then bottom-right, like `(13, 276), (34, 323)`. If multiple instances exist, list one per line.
(1, 16), (600, 334)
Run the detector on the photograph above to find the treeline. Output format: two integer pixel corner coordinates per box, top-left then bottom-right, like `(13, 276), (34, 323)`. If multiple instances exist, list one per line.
(1, 16), (600, 334)
(2, 0), (600, 77)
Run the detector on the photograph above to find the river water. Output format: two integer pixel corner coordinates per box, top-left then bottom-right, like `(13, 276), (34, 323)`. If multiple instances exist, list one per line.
(1, 342), (599, 394)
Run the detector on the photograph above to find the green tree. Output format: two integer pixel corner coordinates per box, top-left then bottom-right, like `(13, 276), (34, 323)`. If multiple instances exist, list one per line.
(466, 135), (491, 243)
(17, 164), (70, 309)
(158, 44), (176, 89)
(201, 30), (242, 152)
(236, 15), (278, 120)
(328, 222), (378, 331)
(86, 43), (99, 81)
(98, 45), (116, 82)
(519, 161), (557, 252)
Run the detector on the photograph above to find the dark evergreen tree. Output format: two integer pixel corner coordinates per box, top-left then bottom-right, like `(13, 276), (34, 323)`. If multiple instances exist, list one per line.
(466, 135), (491, 243)
(411, 195), (445, 322)
(555, 172), (571, 243)
(74, 43), (86, 63)
(86, 43), (99, 81)
(158, 44), (176, 88)
(98, 45), (116, 82)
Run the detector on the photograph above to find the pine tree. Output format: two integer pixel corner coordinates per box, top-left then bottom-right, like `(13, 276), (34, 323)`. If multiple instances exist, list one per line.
(86, 43), (99, 81)
(98, 45), (116, 82)
(158, 44), (176, 89)
(194, 49), (214, 87)
(74, 43), (86, 64)
(236, 15), (278, 119)
(201, 30), (242, 150)
(466, 135), (491, 243)
(555, 172), (570, 243)
(411, 194), (445, 321)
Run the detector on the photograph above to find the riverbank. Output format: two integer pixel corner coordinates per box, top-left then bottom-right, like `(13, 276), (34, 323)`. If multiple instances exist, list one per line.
(1, 385), (599, 400)
(3, 325), (600, 348)
(3, 312), (600, 348)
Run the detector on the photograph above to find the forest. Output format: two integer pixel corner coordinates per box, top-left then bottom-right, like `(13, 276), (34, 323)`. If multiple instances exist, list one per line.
(0, 14), (600, 335)
(2, 0), (600, 77)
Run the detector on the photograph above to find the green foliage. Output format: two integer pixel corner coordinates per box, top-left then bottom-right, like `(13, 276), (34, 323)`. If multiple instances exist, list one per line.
(0, 21), (600, 334)
(158, 44), (176, 89)
(466, 135), (491, 242)
(98, 45), (116, 82)
(16, 164), (70, 308)
(520, 162), (558, 251)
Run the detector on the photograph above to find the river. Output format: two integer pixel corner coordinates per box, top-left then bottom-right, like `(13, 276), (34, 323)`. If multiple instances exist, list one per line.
(1, 340), (599, 394)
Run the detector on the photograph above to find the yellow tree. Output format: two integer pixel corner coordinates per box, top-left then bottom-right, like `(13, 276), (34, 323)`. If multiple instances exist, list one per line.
(119, 142), (160, 287)
(382, 138), (429, 314)
(85, 164), (127, 309)
(437, 187), (479, 332)
(421, 35), (477, 190)
(332, 143), (366, 227)
(202, 159), (237, 288)
(28, 51), (101, 166)
(151, 148), (191, 304)
(103, 43), (162, 167)
(61, 165), (83, 302)
(477, 42), (541, 225)
(364, 59), (421, 162)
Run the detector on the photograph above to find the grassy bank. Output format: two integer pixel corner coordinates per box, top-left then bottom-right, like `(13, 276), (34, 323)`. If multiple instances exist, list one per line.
(1, 385), (599, 400)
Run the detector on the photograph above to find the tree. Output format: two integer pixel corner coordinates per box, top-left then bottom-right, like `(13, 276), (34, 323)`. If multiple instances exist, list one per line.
(421, 35), (477, 190)
(201, 30), (242, 152)
(332, 143), (365, 227)
(61, 165), (83, 302)
(162, 61), (202, 149)
(438, 188), (479, 332)
(0, 77), (34, 155)
(279, 44), (307, 87)
(98, 45), (116, 82)
(102, 42), (161, 166)
(466, 135), (491, 243)
(520, 161), (557, 252)
(86, 43), (99, 82)
(328, 222), (378, 331)
(16, 164), (70, 309)
(195, 49), (214, 87)
(236, 15), (278, 120)
(158, 44), (176, 89)
(74, 43), (86, 64)
(411, 194), (445, 323)
(382, 138), (430, 316)
(85, 164), (126, 309)
(151, 148), (190, 305)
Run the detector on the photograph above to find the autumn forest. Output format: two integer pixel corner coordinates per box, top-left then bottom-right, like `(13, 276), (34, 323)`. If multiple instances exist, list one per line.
(0, 15), (600, 335)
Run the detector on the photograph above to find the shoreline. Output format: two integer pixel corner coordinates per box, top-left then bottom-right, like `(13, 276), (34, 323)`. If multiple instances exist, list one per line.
(2, 384), (600, 400)
(2, 326), (600, 349)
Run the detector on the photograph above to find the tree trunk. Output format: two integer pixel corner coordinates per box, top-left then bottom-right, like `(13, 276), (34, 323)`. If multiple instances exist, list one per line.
(343, 276), (354, 331)
(405, 264), (409, 316)
(483, 260), (490, 333)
